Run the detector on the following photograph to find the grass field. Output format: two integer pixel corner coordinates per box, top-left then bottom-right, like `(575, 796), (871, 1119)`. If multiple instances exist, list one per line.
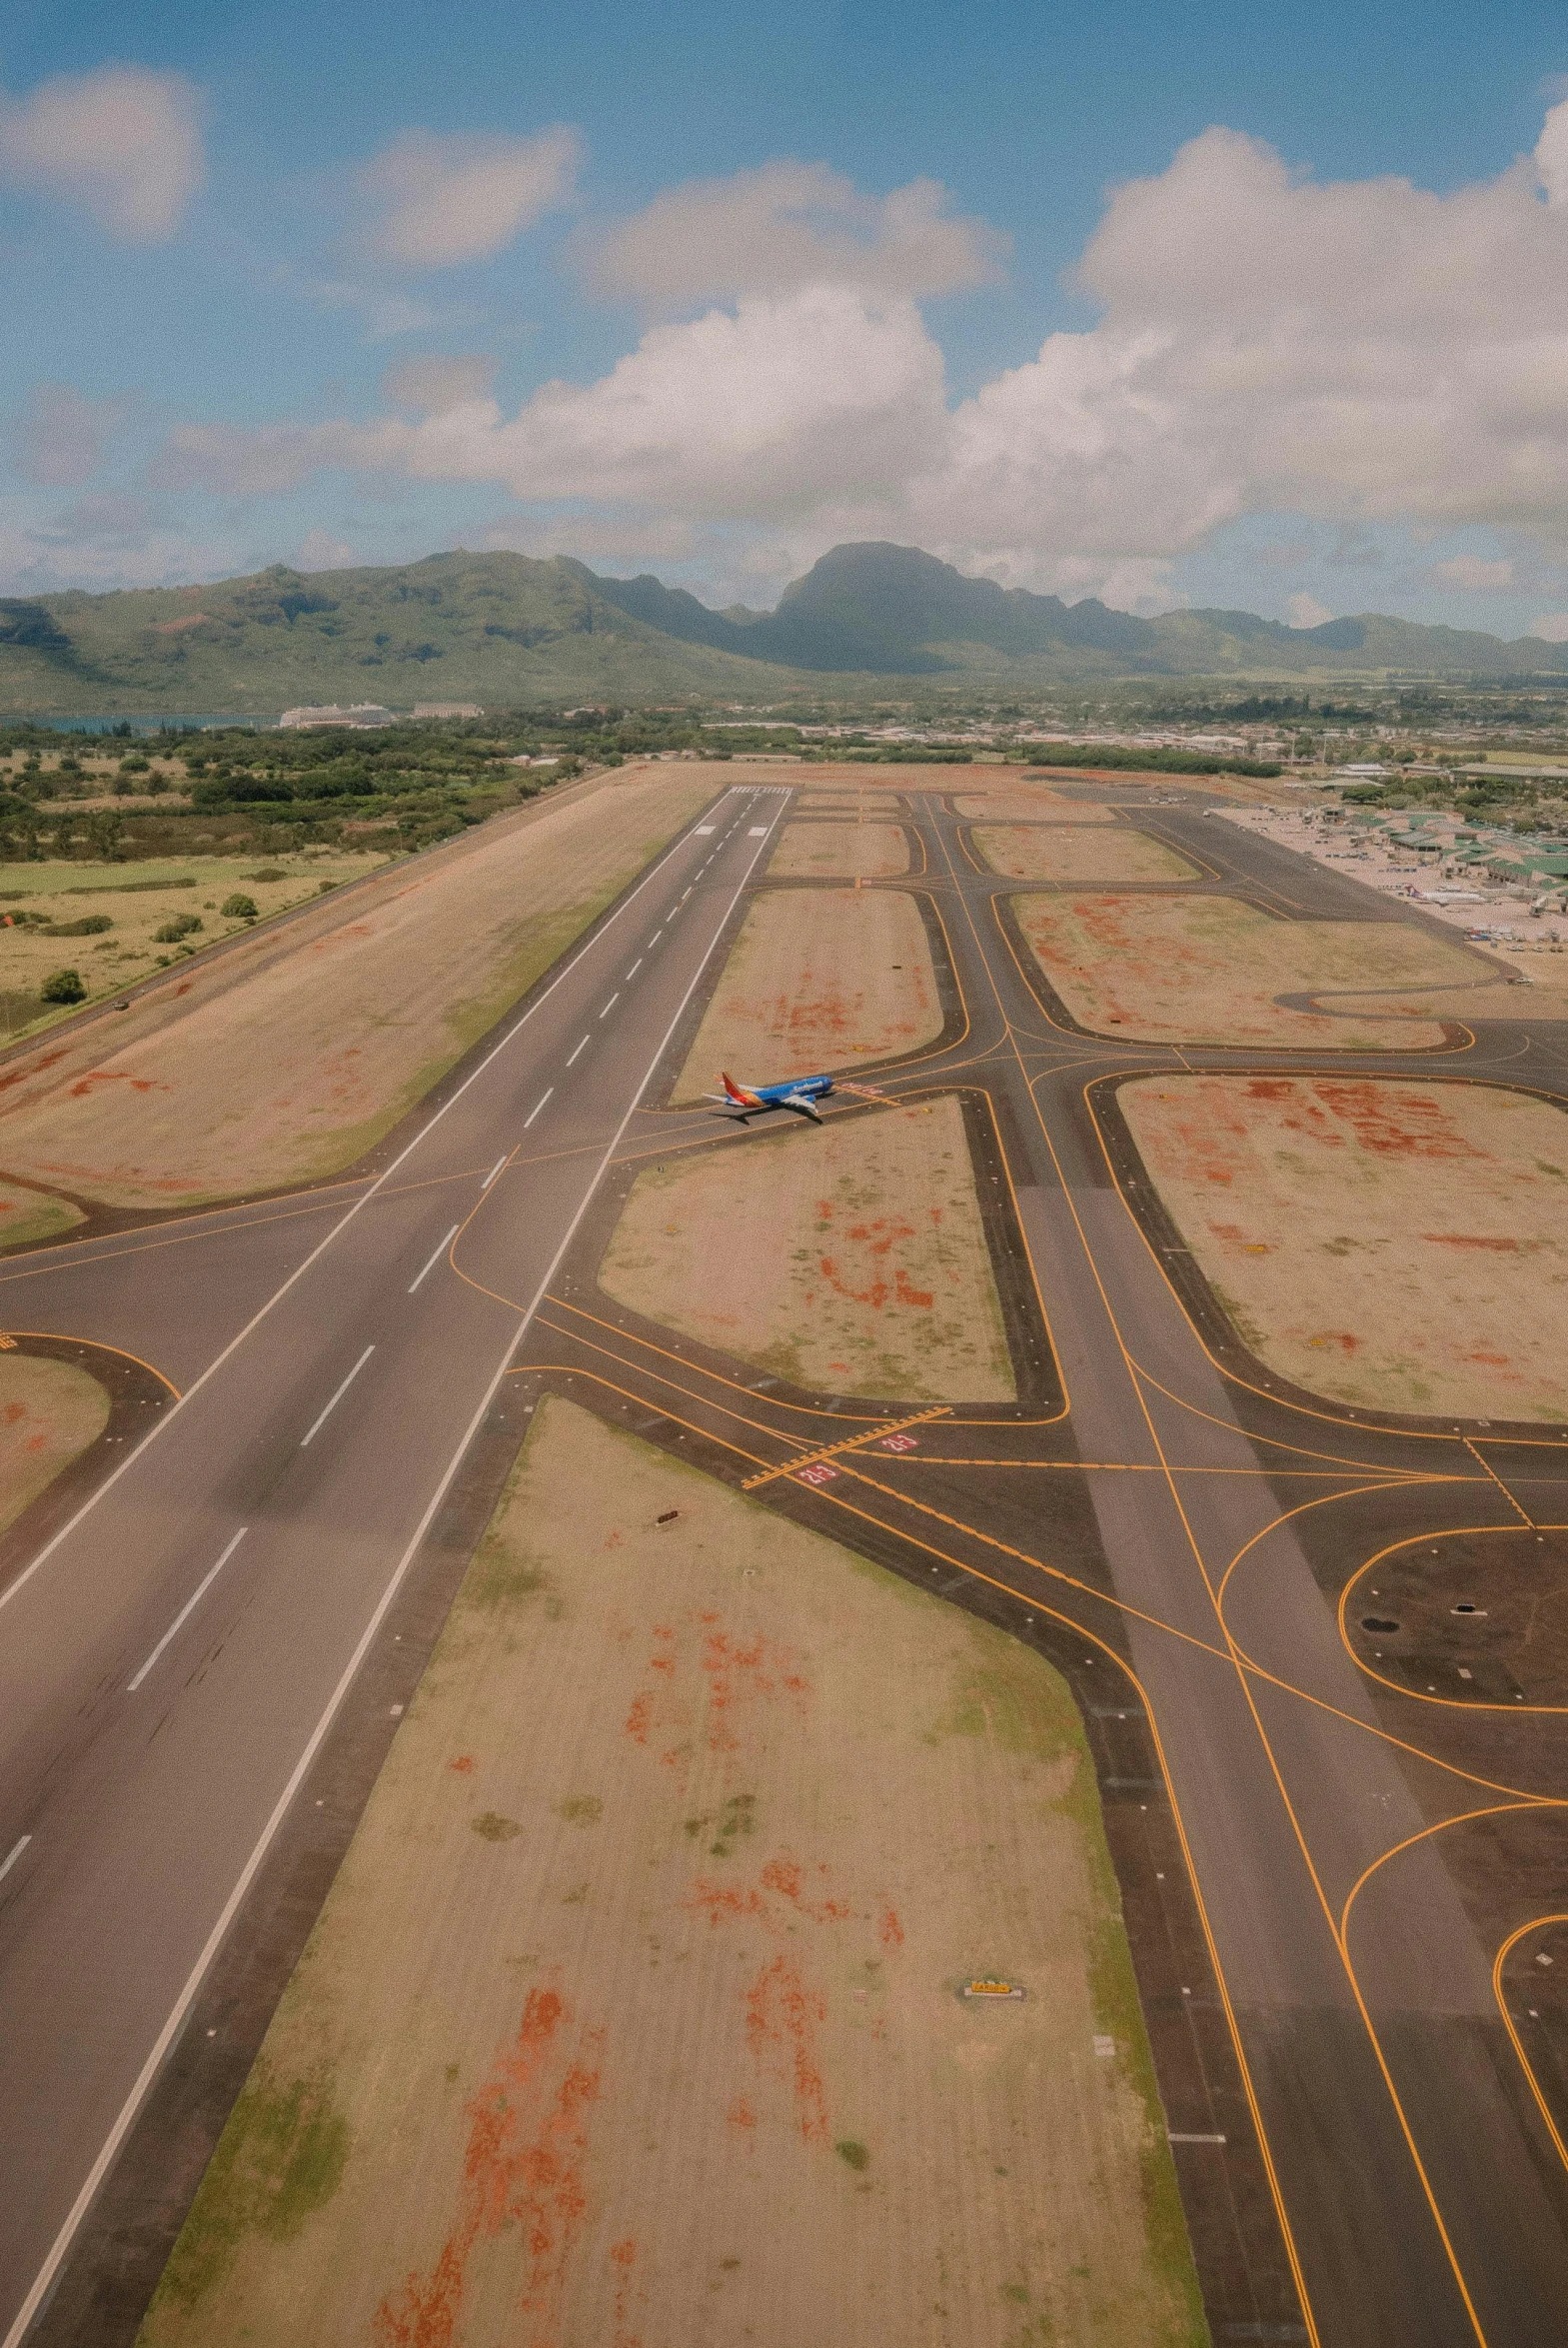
(972, 827), (1198, 884)
(1016, 895), (1473, 1048)
(769, 822), (909, 879)
(601, 1098), (1014, 1399)
(0, 1353), (109, 1528)
(138, 1396), (1202, 2348)
(1120, 1073), (1568, 1420)
(0, 1177), (82, 1248)
(0, 851), (383, 1023)
(953, 794), (1118, 824)
(0, 765), (718, 1209)
(673, 887), (941, 1104)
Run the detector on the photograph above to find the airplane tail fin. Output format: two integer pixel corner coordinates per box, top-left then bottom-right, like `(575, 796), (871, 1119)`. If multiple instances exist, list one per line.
(722, 1072), (751, 1104)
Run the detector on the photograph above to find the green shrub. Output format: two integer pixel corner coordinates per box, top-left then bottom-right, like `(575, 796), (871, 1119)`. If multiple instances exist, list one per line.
(220, 893), (258, 920)
(244, 868), (286, 883)
(153, 912), (203, 944)
(41, 968), (86, 1004)
(43, 914), (113, 937)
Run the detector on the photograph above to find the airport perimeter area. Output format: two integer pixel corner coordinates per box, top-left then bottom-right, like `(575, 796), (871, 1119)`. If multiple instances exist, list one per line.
(0, 759), (1563, 2347)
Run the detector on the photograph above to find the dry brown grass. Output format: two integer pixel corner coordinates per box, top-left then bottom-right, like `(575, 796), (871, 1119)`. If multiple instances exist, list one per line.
(673, 888), (940, 1104)
(0, 1353), (108, 1528)
(1344, 966), (1568, 1025)
(1121, 1074), (1568, 1420)
(138, 1396), (1202, 2348)
(769, 822), (909, 879)
(0, 851), (379, 1007)
(0, 766), (716, 1209)
(973, 827), (1197, 884)
(1016, 894), (1474, 1048)
(953, 793), (1119, 824)
(601, 1097), (1014, 1399)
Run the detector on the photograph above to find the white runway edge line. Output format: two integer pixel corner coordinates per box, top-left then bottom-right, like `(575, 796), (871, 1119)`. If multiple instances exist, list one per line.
(300, 1346), (374, 1447)
(408, 1225), (461, 1295)
(0, 1835), (29, 1887)
(0, 786), (750, 1634)
(127, 1529), (248, 1692)
(523, 1089), (553, 1130)
(0, 793), (786, 2348)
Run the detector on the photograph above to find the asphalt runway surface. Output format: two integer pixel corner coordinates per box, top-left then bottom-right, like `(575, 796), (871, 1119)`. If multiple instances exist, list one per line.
(1, 773), (1566, 2345)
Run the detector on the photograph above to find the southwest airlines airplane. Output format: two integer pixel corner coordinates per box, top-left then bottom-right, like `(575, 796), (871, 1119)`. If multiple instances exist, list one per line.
(708, 1071), (834, 1124)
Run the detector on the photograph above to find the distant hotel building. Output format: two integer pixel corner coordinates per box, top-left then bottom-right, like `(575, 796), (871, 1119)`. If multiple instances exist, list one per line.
(279, 703), (395, 731)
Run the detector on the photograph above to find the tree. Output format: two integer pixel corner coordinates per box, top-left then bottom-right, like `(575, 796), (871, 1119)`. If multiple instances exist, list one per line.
(41, 968), (85, 1004)
(220, 893), (258, 920)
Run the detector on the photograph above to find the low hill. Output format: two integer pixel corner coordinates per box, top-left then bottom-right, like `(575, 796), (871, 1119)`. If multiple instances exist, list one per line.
(4, 540), (1568, 714)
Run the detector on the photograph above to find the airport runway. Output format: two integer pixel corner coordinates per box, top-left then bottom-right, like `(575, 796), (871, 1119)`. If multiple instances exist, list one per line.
(1, 773), (1566, 2345)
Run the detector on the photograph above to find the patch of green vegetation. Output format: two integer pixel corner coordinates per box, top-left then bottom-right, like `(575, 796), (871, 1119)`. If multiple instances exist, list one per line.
(934, 1616), (1081, 1763)
(471, 1811), (524, 1842)
(834, 2139), (870, 2171)
(142, 2060), (350, 2325)
(0, 1186), (84, 1250)
(558, 1794), (604, 1825)
(684, 1791), (758, 1857)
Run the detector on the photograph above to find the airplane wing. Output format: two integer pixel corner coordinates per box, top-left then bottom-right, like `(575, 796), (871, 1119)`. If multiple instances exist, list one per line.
(779, 1092), (823, 1123)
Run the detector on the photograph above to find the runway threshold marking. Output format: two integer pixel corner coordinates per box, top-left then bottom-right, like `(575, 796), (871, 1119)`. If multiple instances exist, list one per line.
(523, 1088), (553, 1129)
(300, 1346), (375, 1447)
(742, 1404), (951, 1489)
(127, 1528), (249, 1691)
(408, 1225), (461, 1294)
(0, 1834), (30, 1885)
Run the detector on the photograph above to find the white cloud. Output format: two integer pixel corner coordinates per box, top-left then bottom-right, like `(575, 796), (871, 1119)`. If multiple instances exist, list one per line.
(359, 126), (580, 268)
(0, 66), (203, 241)
(1530, 613), (1568, 642)
(383, 354), (497, 412)
(10, 383), (128, 487)
(146, 103), (1568, 608)
(580, 160), (1006, 309)
(1433, 554), (1515, 591)
(298, 527), (357, 569)
(1288, 592), (1333, 628)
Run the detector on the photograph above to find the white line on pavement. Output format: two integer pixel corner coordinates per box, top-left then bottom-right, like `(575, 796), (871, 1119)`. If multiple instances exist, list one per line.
(408, 1224), (461, 1294)
(0, 1835), (30, 1886)
(599, 993), (620, 1018)
(0, 785), (749, 1633)
(624, 959), (642, 980)
(566, 1035), (590, 1066)
(647, 930), (663, 946)
(300, 1347), (375, 1448)
(524, 1088), (554, 1128)
(127, 1529), (249, 1691)
(481, 1154), (507, 1189)
(2, 803), (785, 2348)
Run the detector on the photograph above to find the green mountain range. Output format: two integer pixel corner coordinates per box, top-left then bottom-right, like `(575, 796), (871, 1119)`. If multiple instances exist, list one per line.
(3, 539), (1566, 715)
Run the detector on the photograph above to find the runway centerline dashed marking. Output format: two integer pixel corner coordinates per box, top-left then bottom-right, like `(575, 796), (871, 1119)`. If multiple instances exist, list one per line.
(566, 1035), (590, 1066)
(408, 1224), (461, 1294)
(648, 930), (663, 946)
(127, 1528), (249, 1692)
(481, 1154), (507, 1189)
(0, 1834), (31, 1886)
(600, 993), (620, 1018)
(624, 959), (643, 980)
(300, 1346), (374, 1447)
(523, 1089), (553, 1129)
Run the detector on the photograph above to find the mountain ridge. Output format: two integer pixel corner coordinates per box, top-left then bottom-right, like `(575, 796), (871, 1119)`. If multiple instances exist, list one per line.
(2, 539), (1565, 713)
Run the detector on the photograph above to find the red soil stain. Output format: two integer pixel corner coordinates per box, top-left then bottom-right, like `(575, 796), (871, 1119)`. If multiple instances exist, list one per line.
(688, 1882), (771, 1928)
(746, 1955), (829, 2144)
(727, 2096), (758, 2131)
(0, 1049), (69, 1097)
(1465, 1350), (1513, 1366)
(624, 1694), (652, 1746)
(1421, 1232), (1519, 1251)
(448, 1755), (477, 1776)
(1, 1402), (24, 1426)
(372, 1984), (603, 2348)
(66, 1073), (159, 1098)
(880, 1906), (904, 1950)
(1307, 1331), (1361, 1354)
(609, 2238), (643, 2348)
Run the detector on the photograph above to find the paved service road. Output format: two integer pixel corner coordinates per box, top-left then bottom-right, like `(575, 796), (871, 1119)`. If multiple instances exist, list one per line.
(0, 783), (786, 2344)
(2, 774), (1568, 2348)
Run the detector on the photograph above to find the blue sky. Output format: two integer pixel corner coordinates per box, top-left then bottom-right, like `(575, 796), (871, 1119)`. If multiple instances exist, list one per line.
(4, 0), (1568, 634)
